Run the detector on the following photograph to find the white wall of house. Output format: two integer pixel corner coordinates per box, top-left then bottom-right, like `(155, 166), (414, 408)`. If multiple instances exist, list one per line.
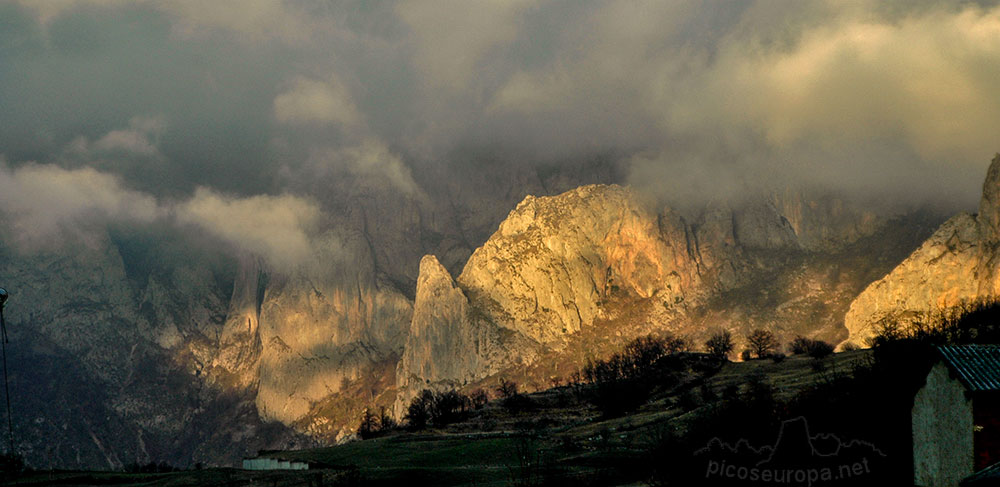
(913, 361), (974, 487)
(242, 457), (309, 470)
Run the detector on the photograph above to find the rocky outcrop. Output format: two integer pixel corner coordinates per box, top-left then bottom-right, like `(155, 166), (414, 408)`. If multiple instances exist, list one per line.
(211, 254), (266, 388)
(394, 256), (534, 415)
(250, 231), (412, 426)
(457, 185), (704, 345)
(844, 154), (1000, 346)
(843, 213), (981, 345)
(398, 182), (915, 400)
(770, 189), (882, 251)
(0, 155), (931, 468)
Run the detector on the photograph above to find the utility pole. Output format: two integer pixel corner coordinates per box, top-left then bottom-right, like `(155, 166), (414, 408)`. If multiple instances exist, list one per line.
(0, 288), (14, 456)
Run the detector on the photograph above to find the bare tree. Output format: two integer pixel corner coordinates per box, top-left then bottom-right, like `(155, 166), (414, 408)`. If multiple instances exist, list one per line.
(746, 329), (778, 359)
(705, 330), (734, 361)
(497, 378), (519, 399)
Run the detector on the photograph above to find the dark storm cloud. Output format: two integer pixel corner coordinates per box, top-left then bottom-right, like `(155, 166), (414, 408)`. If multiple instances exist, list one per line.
(2, 0), (1000, 264)
(0, 1), (288, 197)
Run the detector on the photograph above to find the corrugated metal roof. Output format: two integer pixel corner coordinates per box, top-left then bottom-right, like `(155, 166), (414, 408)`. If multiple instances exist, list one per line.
(962, 458), (1000, 485)
(938, 345), (1000, 392)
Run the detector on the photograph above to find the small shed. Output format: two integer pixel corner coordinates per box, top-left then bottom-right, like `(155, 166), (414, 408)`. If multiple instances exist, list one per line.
(913, 345), (1000, 487)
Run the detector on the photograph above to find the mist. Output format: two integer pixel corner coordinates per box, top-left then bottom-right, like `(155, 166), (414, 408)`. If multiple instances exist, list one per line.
(2, 0), (999, 268)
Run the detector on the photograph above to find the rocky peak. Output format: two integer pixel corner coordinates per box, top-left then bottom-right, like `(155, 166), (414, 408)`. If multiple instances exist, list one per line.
(978, 153), (1000, 244)
(210, 254), (266, 387)
(415, 255), (462, 305)
(456, 184), (702, 344)
(844, 154), (1000, 346)
(394, 254), (534, 417)
(397, 255), (473, 388)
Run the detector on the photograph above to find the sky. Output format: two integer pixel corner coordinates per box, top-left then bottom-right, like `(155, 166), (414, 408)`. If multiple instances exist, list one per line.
(1, 0), (999, 267)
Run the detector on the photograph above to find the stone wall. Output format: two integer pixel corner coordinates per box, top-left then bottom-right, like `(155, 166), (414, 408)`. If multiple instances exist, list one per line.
(912, 361), (973, 487)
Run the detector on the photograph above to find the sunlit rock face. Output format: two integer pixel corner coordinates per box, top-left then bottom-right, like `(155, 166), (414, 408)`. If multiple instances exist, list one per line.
(0, 159), (934, 468)
(396, 185), (710, 411)
(457, 185), (705, 344)
(219, 231), (413, 426)
(211, 253), (265, 388)
(844, 154), (1000, 346)
(396, 185), (823, 395)
(394, 255), (534, 416)
(843, 213), (980, 345)
(397, 182), (931, 404)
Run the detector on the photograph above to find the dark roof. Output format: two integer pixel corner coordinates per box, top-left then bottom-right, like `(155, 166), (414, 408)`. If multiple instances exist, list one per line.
(938, 345), (1000, 392)
(962, 459), (1000, 485)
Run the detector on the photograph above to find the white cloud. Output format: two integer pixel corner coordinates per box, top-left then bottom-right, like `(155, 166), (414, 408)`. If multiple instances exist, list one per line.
(309, 139), (421, 196)
(695, 6), (1000, 165)
(0, 159), (324, 269)
(65, 116), (166, 159)
(175, 188), (322, 270)
(478, 1), (1000, 206)
(93, 116), (166, 156)
(0, 162), (161, 249)
(273, 76), (361, 127)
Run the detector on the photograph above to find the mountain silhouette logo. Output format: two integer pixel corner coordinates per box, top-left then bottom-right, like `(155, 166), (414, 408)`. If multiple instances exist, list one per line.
(694, 417), (887, 486)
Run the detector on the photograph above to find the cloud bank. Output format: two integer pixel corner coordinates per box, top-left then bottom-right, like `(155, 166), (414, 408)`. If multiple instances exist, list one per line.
(2, 0), (999, 259)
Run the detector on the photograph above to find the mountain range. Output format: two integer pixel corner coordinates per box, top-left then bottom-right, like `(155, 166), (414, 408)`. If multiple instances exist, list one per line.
(9, 153), (999, 469)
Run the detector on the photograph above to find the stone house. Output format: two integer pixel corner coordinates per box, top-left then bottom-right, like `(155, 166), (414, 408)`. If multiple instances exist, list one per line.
(913, 345), (1000, 487)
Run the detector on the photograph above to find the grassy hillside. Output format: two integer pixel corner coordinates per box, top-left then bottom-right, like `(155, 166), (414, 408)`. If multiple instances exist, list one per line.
(8, 349), (888, 486)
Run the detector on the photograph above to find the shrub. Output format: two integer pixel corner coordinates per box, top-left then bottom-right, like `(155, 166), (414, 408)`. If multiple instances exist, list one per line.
(807, 341), (834, 359)
(705, 330), (734, 360)
(742, 370), (777, 416)
(663, 334), (690, 354)
(403, 389), (472, 429)
(469, 388), (489, 409)
(700, 382), (717, 402)
(404, 390), (435, 430)
(740, 349), (752, 361)
(433, 389), (470, 424)
(358, 407), (380, 439)
(721, 383), (740, 402)
(124, 461), (177, 473)
(379, 406), (397, 431)
(502, 393), (535, 415)
(866, 318), (904, 348)
(789, 336), (812, 354)
(579, 334), (685, 417)
(770, 353), (786, 363)
(677, 389), (701, 411)
(789, 336), (835, 358)
(841, 342), (860, 351)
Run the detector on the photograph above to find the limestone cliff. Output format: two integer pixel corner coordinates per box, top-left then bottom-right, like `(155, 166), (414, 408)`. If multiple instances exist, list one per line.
(398, 182), (934, 402)
(217, 231), (412, 430)
(844, 154), (1000, 346)
(457, 185), (704, 345)
(394, 256), (534, 415)
(0, 158), (937, 468)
